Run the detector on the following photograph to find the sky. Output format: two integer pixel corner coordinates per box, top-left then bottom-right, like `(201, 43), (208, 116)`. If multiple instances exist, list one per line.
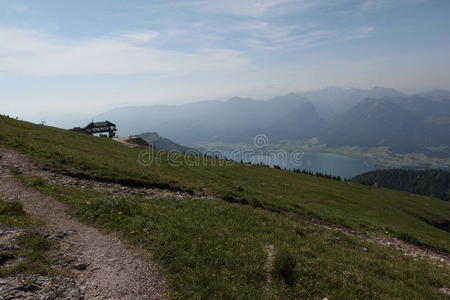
(1, 0), (450, 118)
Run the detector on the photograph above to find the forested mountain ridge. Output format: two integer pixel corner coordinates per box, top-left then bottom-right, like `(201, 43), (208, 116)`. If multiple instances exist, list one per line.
(352, 169), (450, 200)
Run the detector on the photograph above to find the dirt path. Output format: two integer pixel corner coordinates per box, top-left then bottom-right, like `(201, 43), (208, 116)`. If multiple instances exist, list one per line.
(0, 147), (191, 200)
(113, 137), (140, 148)
(0, 149), (169, 300)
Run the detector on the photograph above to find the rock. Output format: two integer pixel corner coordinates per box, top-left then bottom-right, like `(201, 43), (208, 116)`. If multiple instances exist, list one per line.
(0, 252), (16, 265)
(47, 231), (68, 241)
(440, 287), (450, 296)
(17, 283), (40, 292)
(0, 275), (83, 300)
(74, 263), (90, 270)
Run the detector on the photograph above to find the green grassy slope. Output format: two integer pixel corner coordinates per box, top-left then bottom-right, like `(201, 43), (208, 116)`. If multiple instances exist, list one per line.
(21, 178), (450, 299)
(0, 116), (449, 252)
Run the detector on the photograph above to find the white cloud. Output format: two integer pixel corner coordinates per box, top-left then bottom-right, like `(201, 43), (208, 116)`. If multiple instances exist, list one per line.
(231, 0), (332, 17)
(238, 24), (375, 51)
(165, 0), (327, 17)
(358, 0), (422, 11)
(0, 27), (248, 76)
(121, 31), (159, 43)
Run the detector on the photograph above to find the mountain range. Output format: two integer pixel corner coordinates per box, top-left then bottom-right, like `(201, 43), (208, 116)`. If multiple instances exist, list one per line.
(319, 96), (450, 155)
(93, 87), (450, 157)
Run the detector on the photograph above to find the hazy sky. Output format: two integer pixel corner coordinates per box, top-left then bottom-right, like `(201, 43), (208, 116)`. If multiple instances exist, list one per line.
(1, 0), (450, 117)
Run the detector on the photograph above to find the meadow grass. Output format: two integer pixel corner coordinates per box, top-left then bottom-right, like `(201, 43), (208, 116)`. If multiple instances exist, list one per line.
(1, 116), (449, 252)
(22, 177), (450, 299)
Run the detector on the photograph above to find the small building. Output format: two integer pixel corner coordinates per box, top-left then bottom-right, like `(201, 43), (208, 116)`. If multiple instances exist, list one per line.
(71, 121), (117, 138)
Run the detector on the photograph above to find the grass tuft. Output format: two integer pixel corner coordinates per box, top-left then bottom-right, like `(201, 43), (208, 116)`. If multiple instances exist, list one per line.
(0, 201), (26, 217)
(0, 200), (29, 227)
(273, 247), (297, 285)
(0, 199), (57, 278)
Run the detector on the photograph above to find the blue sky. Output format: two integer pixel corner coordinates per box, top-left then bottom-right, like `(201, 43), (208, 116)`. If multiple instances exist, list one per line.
(1, 0), (450, 117)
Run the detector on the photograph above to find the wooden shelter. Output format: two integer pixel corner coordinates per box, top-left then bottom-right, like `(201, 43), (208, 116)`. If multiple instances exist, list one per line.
(71, 121), (117, 138)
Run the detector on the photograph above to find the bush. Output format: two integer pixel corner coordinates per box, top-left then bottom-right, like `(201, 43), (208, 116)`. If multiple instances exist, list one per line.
(273, 247), (297, 285)
(0, 201), (26, 217)
(30, 177), (46, 187)
(248, 198), (263, 208)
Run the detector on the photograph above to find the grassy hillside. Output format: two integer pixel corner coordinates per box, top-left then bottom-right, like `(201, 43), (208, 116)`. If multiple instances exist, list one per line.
(21, 178), (450, 299)
(0, 116), (449, 253)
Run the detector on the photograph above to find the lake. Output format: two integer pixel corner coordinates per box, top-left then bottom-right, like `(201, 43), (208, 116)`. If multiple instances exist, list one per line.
(220, 150), (374, 179)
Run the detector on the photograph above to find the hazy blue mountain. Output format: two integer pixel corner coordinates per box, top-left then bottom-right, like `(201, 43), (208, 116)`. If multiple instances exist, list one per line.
(96, 93), (309, 144)
(263, 102), (325, 141)
(415, 89), (450, 100)
(319, 96), (450, 155)
(96, 100), (220, 139)
(297, 86), (405, 120)
(94, 87), (449, 156)
(95, 87), (405, 141)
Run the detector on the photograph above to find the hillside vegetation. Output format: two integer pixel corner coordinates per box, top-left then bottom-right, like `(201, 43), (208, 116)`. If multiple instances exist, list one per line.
(353, 169), (450, 201)
(0, 116), (449, 253)
(21, 178), (450, 299)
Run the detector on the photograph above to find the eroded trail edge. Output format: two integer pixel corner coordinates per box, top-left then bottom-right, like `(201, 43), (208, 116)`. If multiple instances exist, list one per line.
(0, 148), (169, 300)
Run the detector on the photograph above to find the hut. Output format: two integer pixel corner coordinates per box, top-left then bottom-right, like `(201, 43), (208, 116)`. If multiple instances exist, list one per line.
(71, 121), (117, 138)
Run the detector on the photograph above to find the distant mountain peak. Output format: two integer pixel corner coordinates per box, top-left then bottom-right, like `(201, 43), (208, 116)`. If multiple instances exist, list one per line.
(416, 89), (450, 100)
(227, 96), (254, 103)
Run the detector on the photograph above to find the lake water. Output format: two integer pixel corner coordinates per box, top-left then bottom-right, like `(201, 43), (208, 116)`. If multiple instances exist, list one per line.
(221, 150), (374, 179)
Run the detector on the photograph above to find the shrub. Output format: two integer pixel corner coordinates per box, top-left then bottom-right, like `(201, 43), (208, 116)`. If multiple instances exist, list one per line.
(30, 177), (46, 187)
(248, 198), (263, 208)
(273, 247), (297, 285)
(0, 201), (26, 217)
